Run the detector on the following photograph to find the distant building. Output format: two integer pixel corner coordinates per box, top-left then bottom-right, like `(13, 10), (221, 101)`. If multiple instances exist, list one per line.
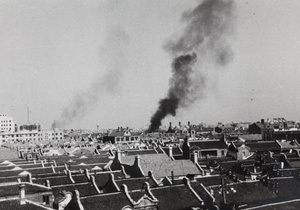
(0, 125), (64, 144)
(0, 113), (16, 132)
(103, 127), (140, 144)
(249, 119), (274, 141)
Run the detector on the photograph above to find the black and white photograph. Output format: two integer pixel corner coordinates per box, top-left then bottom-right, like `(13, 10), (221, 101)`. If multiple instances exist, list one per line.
(0, 0), (300, 209)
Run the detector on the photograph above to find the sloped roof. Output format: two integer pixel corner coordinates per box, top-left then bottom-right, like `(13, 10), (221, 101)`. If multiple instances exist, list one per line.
(0, 183), (51, 197)
(52, 182), (98, 201)
(0, 200), (49, 210)
(208, 181), (277, 206)
(124, 149), (158, 155)
(149, 184), (202, 209)
(189, 140), (227, 150)
(239, 134), (263, 141)
(233, 141), (281, 152)
(272, 177), (300, 199)
(33, 175), (72, 186)
(121, 154), (201, 178)
(80, 192), (132, 210)
(277, 141), (300, 149)
(94, 171), (125, 187)
(161, 147), (182, 155)
(115, 177), (156, 191)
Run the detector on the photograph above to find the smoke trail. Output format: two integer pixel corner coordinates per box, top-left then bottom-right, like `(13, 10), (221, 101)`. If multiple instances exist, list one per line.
(52, 27), (129, 129)
(149, 0), (236, 132)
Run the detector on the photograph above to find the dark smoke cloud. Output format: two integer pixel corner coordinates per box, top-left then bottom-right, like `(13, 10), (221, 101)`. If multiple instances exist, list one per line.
(149, 0), (236, 132)
(52, 27), (129, 129)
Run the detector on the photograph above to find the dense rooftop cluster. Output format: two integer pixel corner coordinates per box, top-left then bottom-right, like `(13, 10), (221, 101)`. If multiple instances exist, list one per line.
(1, 118), (300, 209)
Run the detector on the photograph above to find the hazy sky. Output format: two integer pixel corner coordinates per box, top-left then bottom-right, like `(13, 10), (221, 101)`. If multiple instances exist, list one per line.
(1, 0), (300, 129)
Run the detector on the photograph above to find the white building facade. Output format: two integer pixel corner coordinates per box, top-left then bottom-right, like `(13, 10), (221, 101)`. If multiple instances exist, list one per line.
(0, 113), (16, 132)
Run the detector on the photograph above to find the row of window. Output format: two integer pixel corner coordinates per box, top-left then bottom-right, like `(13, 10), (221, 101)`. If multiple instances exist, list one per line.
(1, 136), (63, 140)
(0, 120), (11, 123)
(115, 137), (139, 142)
(1, 124), (12, 126)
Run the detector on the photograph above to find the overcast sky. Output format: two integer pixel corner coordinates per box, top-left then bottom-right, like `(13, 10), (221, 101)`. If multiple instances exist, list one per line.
(1, 0), (300, 129)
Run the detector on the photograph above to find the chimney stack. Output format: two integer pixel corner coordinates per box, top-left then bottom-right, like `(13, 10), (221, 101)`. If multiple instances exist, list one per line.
(134, 155), (141, 167)
(261, 119), (265, 124)
(188, 121), (191, 127)
(193, 152), (198, 164)
(19, 183), (26, 205)
(168, 146), (173, 158)
(179, 122), (181, 127)
(116, 150), (122, 162)
(221, 178), (227, 204)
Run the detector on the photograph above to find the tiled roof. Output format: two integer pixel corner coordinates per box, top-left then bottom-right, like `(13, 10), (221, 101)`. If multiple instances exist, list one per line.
(122, 154), (201, 178)
(115, 177), (156, 191)
(161, 147), (182, 155)
(189, 140), (227, 150)
(80, 192), (132, 210)
(67, 163), (107, 172)
(271, 177), (300, 199)
(33, 175), (72, 186)
(149, 185), (203, 209)
(239, 134), (263, 141)
(0, 183), (51, 198)
(208, 181), (277, 206)
(288, 160), (300, 168)
(94, 171), (125, 187)
(0, 199), (49, 210)
(72, 174), (90, 183)
(128, 190), (149, 202)
(257, 200), (300, 210)
(120, 153), (171, 165)
(124, 149), (158, 155)
(277, 141), (300, 149)
(52, 182), (98, 202)
(0, 166), (57, 178)
(0, 175), (27, 183)
(233, 141), (281, 152)
(194, 175), (230, 187)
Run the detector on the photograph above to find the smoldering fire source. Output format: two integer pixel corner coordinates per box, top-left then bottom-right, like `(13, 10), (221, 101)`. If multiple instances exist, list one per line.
(149, 0), (236, 132)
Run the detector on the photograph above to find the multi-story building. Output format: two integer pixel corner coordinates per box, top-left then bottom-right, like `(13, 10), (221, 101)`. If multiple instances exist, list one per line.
(41, 129), (64, 141)
(0, 113), (16, 132)
(0, 120), (64, 144)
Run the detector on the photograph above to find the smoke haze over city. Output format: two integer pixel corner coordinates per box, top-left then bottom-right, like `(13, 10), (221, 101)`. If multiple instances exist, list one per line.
(0, 0), (300, 129)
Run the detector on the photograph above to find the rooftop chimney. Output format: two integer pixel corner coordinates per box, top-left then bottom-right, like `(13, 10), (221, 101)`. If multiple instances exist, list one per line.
(134, 155), (141, 168)
(168, 146), (173, 158)
(193, 152), (198, 164)
(261, 119), (265, 124)
(179, 122), (181, 127)
(221, 178), (227, 204)
(19, 183), (26, 205)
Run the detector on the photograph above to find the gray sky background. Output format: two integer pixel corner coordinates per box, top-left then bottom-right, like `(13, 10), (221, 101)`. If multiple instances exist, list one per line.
(1, 0), (300, 129)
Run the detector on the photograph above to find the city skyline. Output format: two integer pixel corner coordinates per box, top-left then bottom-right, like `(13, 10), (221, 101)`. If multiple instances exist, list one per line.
(1, 0), (300, 129)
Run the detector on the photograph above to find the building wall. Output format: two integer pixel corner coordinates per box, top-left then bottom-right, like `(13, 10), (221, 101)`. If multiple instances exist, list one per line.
(237, 145), (251, 160)
(0, 129), (64, 143)
(0, 114), (15, 132)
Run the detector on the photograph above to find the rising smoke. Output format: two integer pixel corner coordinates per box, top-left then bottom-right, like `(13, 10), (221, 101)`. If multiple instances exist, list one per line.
(149, 0), (236, 132)
(52, 27), (129, 129)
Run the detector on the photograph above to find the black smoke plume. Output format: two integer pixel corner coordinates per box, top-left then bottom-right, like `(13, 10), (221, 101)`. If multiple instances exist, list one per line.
(52, 27), (129, 129)
(149, 0), (236, 132)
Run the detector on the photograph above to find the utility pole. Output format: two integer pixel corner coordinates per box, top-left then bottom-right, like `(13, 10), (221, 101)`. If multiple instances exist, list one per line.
(27, 106), (30, 124)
